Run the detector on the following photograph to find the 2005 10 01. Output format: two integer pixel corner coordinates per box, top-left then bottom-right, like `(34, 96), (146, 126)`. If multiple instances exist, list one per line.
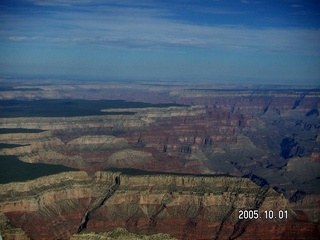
(238, 210), (288, 220)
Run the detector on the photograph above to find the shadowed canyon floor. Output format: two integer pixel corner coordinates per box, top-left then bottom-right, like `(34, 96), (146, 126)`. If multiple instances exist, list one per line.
(0, 79), (319, 239)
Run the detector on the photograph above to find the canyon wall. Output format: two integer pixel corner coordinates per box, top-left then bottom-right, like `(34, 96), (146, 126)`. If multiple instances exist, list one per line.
(1, 83), (319, 239)
(0, 171), (319, 240)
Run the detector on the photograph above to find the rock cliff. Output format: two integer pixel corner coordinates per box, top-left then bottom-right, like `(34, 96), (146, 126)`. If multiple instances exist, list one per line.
(1, 82), (319, 239)
(0, 171), (319, 240)
(1, 88), (319, 197)
(70, 227), (176, 240)
(0, 212), (30, 240)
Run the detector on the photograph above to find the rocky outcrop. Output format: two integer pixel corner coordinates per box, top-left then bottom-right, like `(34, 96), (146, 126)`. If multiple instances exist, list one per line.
(0, 115), (145, 130)
(0, 104), (242, 174)
(0, 212), (30, 240)
(0, 171), (319, 240)
(1, 83), (319, 239)
(1, 88), (319, 191)
(0, 172), (92, 213)
(66, 135), (128, 151)
(71, 227), (176, 240)
(108, 149), (153, 168)
(0, 172), (97, 239)
(285, 156), (320, 182)
(171, 89), (320, 115)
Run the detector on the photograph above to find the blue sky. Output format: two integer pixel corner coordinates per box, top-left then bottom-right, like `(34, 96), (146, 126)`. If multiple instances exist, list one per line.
(1, 0), (320, 84)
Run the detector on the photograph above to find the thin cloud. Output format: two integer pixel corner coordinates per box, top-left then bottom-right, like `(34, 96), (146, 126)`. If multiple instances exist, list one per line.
(8, 23), (320, 55)
(2, 1), (320, 55)
(30, 0), (95, 7)
(27, 0), (162, 8)
(183, 6), (246, 15)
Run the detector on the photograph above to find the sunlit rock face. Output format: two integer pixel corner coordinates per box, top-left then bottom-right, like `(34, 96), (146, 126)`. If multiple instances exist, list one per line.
(1, 89), (319, 193)
(0, 171), (318, 240)
(70, 228), (177, 240)
(0, 82), (319, 239)
(0, 105), (241, 175)
(0, 212), (30, 240)
(0, 172), (94, 240)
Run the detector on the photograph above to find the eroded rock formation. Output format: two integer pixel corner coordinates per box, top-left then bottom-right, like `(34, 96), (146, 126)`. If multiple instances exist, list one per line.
(0, 212), (30, 240)
(0, 171), (319, 240)
(71, 227), (176, 240)
(1, 81), (319, 239)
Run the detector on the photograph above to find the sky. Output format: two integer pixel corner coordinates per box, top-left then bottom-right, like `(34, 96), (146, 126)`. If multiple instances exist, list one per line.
(0, 0), (320, 84)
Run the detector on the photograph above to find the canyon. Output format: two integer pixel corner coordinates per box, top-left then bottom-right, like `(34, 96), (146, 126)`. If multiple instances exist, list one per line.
(0, 79), (319, 239)
(1, 171), (319, 240)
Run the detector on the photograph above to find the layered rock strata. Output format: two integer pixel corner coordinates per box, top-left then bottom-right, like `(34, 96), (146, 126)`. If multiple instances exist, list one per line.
(1, 85), (319, 239)
(0, 171), (319, 240)
(0, 91), (319, 197)
(71, 227), (176, 240)
(0, 212), (30, 240)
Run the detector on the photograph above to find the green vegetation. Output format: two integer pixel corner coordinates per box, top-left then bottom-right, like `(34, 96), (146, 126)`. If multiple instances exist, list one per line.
(0, 128), (45, 134)
(0, 155), (77, 184)
(0, 143), (27, 149)
(106, 167), (233, 178)
(0, 99), (184, 118)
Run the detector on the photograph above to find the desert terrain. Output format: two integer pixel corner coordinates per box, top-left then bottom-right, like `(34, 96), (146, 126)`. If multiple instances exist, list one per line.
(0, 79), (319, 239)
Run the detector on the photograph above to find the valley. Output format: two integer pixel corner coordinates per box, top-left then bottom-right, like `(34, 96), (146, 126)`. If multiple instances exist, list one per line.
(0, 79), (319, 239)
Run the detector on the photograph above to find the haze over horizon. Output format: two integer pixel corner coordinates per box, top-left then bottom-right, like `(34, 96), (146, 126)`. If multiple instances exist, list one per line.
(1, 0), (320, 84)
